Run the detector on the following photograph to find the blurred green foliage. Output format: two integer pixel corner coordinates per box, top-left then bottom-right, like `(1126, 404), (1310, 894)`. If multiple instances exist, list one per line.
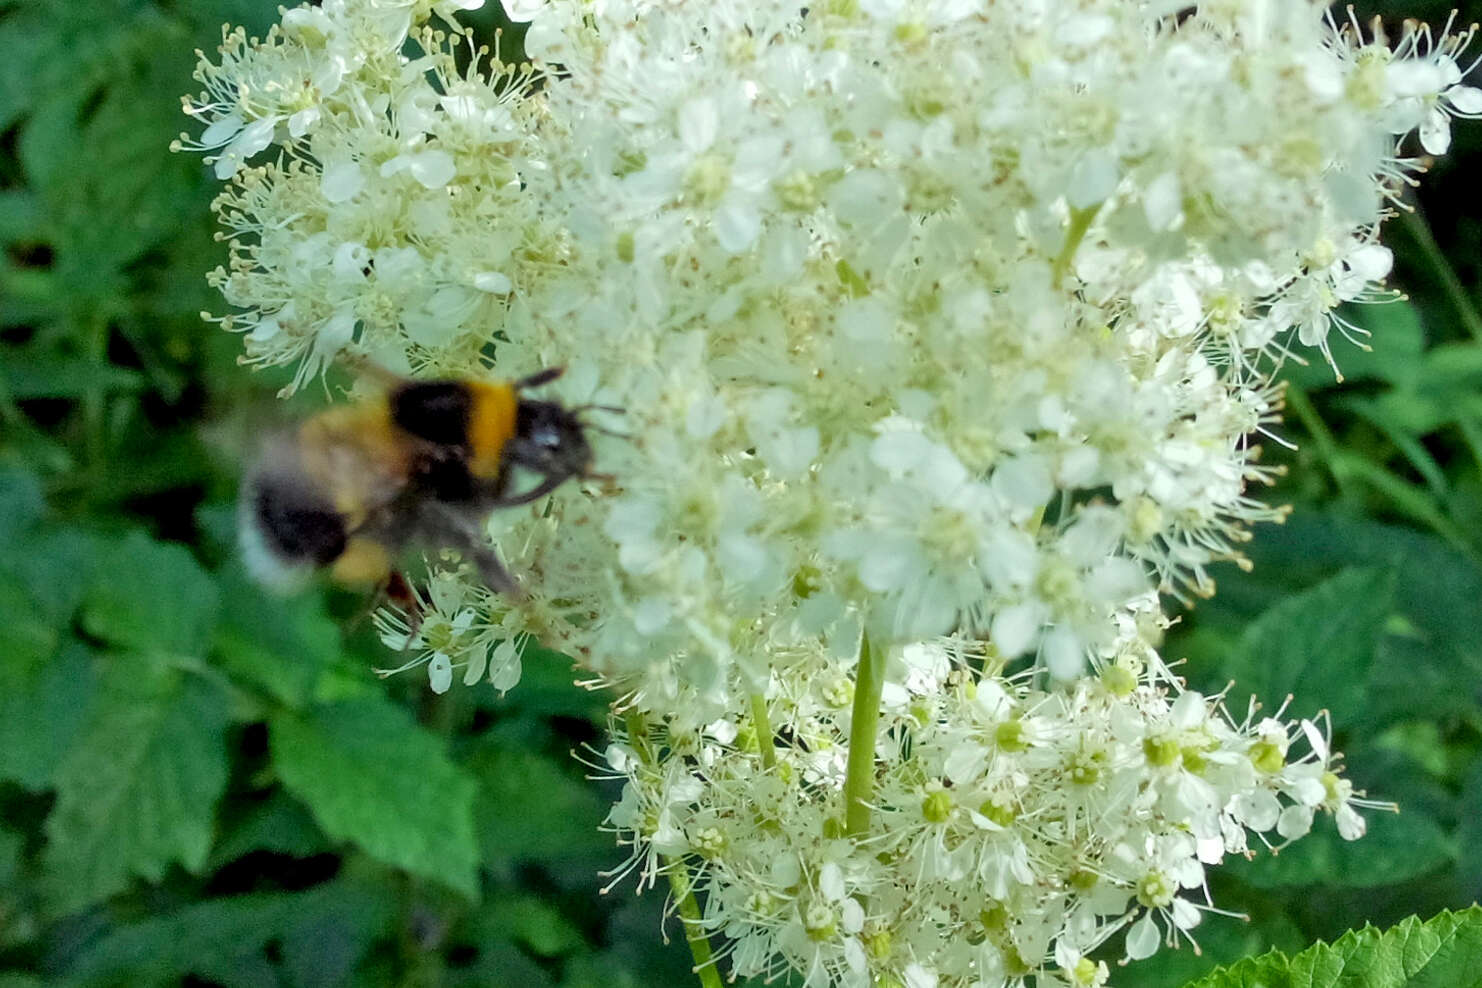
(0, 1), (698, 984)
(0, 0), (1480, 985)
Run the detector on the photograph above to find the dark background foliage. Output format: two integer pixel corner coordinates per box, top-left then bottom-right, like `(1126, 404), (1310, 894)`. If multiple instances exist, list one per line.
(0, 1), (1479, 985)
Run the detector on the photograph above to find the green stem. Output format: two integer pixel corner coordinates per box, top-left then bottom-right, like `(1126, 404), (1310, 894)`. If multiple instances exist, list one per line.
(1400, 209), (1482, 343)
(668, 862), (723, 988)
(1283, 384), (1352, 499)
(82, 310), (109, 477)
(750, 692), (777, 770)
(1290, 386), (1473, 553)
(623, 709), (723, 988)
(844, 634), (885, 839)
(624, 709), (653, 762)
(1051, 203), (1101, 290)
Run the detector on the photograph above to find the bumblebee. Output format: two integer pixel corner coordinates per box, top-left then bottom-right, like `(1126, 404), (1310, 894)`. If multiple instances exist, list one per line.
(240, 367), (597, 598)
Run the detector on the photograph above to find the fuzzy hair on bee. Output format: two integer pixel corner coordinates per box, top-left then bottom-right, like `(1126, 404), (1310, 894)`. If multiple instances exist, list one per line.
(239, 367), (599, 599)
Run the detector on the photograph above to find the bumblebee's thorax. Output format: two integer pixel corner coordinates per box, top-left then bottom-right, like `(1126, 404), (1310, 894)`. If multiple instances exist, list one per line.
(389, 379), (518, 480)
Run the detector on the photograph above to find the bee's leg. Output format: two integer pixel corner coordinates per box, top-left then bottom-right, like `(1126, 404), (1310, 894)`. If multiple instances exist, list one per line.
(482, 469), (570, 508)
(384, 570), (425, 651)
(462, 541), (524, 601)
(417, 502), (525, 599)
(476, 437), (576, 508)
(346, 568), (424, 649)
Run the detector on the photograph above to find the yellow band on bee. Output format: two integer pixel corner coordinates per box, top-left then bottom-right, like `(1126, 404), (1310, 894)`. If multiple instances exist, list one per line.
(331, 536), (393, 585)
(467, 380), (518, 479)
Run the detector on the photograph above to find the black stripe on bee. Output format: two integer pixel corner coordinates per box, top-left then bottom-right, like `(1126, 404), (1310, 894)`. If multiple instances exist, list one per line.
(391, 381), (474, 448)
(251, 474), (348, 566)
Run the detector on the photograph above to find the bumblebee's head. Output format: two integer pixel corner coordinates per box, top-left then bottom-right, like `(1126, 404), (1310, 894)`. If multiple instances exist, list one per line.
(389, 367), (609, 506)
(511, 398), (594, 484)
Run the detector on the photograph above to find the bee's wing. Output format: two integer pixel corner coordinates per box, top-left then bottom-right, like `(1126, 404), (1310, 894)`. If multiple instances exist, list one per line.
(296, 413), (421, 539)
(337, 352), (412, 390)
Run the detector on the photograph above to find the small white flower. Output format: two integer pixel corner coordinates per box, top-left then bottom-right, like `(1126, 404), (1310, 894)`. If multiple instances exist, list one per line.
(428, 653), (453, 693)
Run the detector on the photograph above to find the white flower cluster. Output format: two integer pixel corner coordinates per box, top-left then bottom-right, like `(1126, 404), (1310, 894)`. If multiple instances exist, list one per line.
(177, 0), (537, 393)
(180, 0), (1476, 704)
(179, 0), (1470, 983)
(605, 631), (1377, 987)
(371, 565), (527, 694)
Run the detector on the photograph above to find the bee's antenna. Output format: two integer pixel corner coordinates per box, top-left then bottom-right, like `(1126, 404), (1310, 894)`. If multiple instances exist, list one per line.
(573, 402), (630, 440)
(515, 366), (566, 390)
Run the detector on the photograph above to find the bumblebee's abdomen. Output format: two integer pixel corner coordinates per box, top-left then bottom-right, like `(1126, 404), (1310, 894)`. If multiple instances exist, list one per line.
(251, 473), (348, 566)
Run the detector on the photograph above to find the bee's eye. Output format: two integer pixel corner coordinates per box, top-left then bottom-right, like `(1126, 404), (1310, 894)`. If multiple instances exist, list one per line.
(517, 401), (570, 452)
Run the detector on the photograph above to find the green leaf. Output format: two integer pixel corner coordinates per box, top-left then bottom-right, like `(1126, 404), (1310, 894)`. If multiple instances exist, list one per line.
(467, 744), (611, 885)
(581, 895), (703, 987)
(62, 895), (285, 988)
(0, 348), (145, 399)
(1449, 759), (1482, 901)
(1420, 343), (1482, 397)
(0, 188), (44, 245)
(1230, 807), (1455, 890)
(208, 792), (331, 868)
(77, 88), (200, 259)
(270, 698), (480, 897)
(1369, 722), (1451, 781)
(278, 879), (400, 988)
(41, 659), (229, 914)
(0, 464), (43, 544)
(80, 530), (219, 655)
(0, 6), (72, 131)
(18, 83), (96, 212)
(1280, 300), (1426, 392)
(1339, 397), (1449, 497)
(445, 940), (558, 988)
(62, 879), (396, 987)
(16, 12), (201, 274)
(0, 578), (59, 681)
(1365, 635), (1482, 730)
(478, 892), (585, 957)
(1325, 453), (1467, 548)
(0, 641), (98, 790)
(1221, 568), (1395, 730)
(1243, 515), (1482, 651)
(501, 643), (609, 723)
(1198, 514), (1482, 732)
(83, 432), (220, 509)
(1179, 907), (1482, 988)
(0, 826), (22, 890)
(1355, 342), (1482, 436)
(5, 527), (106, 627)
(212, 565), (345, 707)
